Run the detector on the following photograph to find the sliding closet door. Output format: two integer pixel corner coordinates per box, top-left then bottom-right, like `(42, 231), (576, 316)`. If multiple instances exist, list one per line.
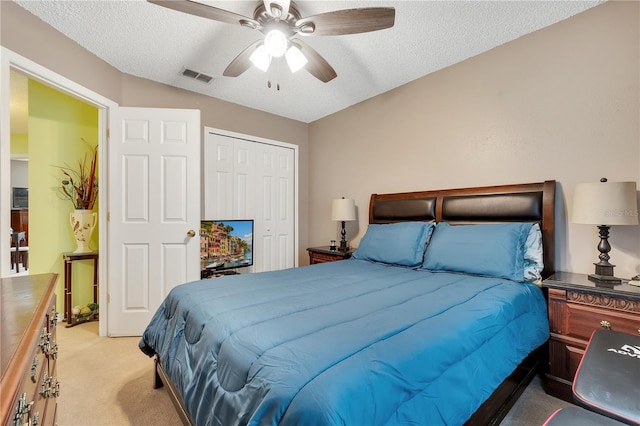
(203, 130), (296, 272)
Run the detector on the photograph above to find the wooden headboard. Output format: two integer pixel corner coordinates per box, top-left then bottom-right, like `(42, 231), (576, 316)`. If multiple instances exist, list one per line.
(369, 180), (556, 279)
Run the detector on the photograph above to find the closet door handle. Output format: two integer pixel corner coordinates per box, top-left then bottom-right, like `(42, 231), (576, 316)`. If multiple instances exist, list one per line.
(186, 229), (196, 238)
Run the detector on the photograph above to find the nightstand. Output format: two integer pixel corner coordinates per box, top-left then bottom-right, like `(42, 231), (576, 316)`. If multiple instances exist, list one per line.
(307, 246), (353, 264)
(542, 271), (640, 402)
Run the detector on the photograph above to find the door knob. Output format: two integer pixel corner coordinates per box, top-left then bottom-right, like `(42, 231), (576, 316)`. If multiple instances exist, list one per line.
(187, 229), (196, 238)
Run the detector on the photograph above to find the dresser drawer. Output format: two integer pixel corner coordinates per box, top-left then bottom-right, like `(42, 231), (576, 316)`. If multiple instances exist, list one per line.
(39, 366), (59, 426)
(565, 303), (640, 340)
(21, 351), (47, 403)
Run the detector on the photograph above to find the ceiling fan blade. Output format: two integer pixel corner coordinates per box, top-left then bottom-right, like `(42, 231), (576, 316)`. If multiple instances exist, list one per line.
(223, 40), (263, 77)
(148, 0), (256, 26)
(292, 39), (336, 83)
(263, 0), (290, 19)
(295, 8), (395, 36)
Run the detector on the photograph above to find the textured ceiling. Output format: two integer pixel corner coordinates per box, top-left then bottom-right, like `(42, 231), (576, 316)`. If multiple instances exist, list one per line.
(13, 0), (602, 123)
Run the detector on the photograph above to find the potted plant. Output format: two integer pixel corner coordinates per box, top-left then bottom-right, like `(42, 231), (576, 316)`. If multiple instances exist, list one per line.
(55, 139), (98, 253)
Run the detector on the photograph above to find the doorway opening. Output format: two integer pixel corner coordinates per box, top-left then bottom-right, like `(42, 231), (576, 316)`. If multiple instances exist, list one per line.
(2, 47), (116, 336)
(8, 68), (100, 326)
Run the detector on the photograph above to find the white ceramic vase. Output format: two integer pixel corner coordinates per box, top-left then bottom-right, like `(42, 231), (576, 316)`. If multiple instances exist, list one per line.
(70, 209), (97, 253)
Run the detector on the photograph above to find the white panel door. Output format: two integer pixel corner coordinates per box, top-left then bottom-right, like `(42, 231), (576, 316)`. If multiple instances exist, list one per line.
(203, 134), (233, 219)
(108, 107), (200, 336)
(234, 140), (256, 221)
(255, 143), (295, 272)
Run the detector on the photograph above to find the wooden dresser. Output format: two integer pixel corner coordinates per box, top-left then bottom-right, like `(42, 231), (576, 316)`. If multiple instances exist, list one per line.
(542, 271), (640, 402)
(1, 274), (60, 426)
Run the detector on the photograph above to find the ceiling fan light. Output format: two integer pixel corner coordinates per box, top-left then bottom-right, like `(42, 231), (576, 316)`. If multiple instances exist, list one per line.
(249, 45), (271, 72)
(285, 45), (308, 73)
(264, 29), (288, 58)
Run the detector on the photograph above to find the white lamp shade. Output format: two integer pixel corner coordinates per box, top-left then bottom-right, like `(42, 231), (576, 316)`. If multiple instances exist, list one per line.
(332, 198), (356, 221)
(285, 45), (308, 73)
(572, 181), (638, 225)
(249, 45), (271, 72)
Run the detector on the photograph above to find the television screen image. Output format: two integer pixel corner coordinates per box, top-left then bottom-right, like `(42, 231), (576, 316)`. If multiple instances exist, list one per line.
(200, 220), (253, 277)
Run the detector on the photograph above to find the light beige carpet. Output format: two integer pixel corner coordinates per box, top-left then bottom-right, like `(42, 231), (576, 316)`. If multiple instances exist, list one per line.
(57, 321), (572, 425)
(56, 321), (180, 425)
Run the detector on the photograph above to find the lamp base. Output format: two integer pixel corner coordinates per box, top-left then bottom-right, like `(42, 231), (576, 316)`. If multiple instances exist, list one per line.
(588, 273), (622, 284)
(338, 240), (349, 252)
(588, 262), (621, 284)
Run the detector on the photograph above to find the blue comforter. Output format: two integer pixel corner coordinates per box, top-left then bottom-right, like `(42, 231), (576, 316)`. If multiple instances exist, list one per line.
(139, 259), (549, 426)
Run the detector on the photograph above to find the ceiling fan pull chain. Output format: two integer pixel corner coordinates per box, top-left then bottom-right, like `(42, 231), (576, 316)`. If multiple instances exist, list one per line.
(274, 59), (281, 91)
(266, 59), (281, 91)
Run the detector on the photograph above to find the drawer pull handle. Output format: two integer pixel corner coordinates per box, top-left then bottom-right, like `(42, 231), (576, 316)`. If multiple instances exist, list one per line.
(49, 307), (59, 330)
(48, 342), (59, 360)
(38, 327), (51, 354)
(51, 377), (61, 398)
(39, 374), (60, 398)
(40, 373), (51, 398)
(30, 357), (38, 383)
(13, 393), (34, 426)
(600, 320), (612, 330)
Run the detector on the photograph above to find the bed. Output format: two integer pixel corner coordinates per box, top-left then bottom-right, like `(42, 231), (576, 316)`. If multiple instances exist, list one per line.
(139, 180), (556, 426)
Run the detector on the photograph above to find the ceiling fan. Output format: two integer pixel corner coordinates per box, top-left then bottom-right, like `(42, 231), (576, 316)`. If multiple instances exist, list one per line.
(148, 0), (395, 83)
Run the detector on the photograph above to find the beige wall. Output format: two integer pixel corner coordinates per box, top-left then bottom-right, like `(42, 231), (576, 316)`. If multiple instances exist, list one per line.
(309, 1), (640, 278)
(1, 1), (310, 264)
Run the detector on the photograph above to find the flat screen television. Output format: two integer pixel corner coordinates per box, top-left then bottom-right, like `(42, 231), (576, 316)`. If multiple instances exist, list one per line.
(200, 220), (253, 278)
(12, 187), (28, 209)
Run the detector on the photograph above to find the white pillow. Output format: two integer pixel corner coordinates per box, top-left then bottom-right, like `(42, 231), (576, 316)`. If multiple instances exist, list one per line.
(524, 223), (544, 281)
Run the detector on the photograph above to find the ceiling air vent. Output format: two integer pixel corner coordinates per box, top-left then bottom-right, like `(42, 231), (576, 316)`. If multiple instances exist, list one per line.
(181, 68), (213, 84)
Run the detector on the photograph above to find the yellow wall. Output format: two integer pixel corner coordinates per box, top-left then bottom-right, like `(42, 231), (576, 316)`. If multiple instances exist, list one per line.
(28, 79), (98, 313)
(10, 133), (28, 154)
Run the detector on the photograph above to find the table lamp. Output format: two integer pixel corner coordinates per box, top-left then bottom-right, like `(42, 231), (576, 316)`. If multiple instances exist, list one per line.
(572, 178), (638, 283)
(332, 197), (356, 252)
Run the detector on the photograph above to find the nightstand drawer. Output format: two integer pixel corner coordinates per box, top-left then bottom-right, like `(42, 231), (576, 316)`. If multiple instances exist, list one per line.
(307, 246), (353, 265)
(548, 339), (585, 381)
(565, 303), (640, 339)
(311, 251), (346, 263)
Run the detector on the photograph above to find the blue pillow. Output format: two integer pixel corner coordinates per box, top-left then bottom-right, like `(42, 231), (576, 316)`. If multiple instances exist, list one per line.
(352, 222), (434, 267)
(421, 222), (533, 282)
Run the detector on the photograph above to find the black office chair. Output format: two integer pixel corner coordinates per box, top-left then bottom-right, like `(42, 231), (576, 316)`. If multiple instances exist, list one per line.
(544, 330), (639, 426)
(572, 330), (640, 425)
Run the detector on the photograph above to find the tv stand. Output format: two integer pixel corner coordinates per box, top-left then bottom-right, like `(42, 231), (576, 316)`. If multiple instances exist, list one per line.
(202, 269), (239, 279)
